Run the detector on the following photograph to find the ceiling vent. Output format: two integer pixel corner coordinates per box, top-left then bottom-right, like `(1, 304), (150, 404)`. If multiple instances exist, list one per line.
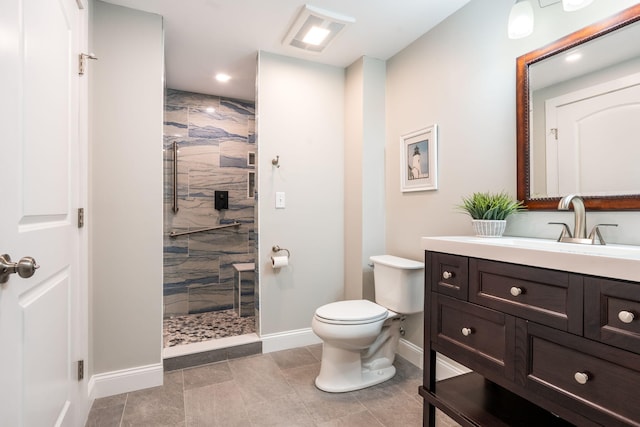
(282, 4), (355, 53)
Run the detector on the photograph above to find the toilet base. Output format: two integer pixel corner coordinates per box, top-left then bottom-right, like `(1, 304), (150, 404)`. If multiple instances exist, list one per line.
(315, 364), (396, 393)
(314, 316), (402, 393)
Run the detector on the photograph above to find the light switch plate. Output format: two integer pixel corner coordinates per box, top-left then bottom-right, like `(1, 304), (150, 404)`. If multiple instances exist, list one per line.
(275, 192), (286, 209)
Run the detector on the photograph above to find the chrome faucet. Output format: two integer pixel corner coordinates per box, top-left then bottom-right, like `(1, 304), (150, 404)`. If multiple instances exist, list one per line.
(551, 194), (618, 244)
(558, 194), (587, 239)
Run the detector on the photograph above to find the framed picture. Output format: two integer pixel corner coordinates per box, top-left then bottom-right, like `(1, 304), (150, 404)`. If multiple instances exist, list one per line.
(400, 124), (438, 192)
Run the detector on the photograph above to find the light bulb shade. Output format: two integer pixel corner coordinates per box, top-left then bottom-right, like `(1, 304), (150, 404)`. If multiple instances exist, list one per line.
(562, 0), (594, 12)
(508, 1), (534, 39)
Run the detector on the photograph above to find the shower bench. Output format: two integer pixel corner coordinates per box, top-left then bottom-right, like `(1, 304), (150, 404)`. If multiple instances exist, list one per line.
(233, 263), (255, 317)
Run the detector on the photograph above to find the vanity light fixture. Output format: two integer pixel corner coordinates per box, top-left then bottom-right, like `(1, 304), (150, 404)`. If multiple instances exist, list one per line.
(509, 0), (594, 39)
(562, 0), (594, 12)
(283, 4), (355, 53)
(508, 0), (535, 39)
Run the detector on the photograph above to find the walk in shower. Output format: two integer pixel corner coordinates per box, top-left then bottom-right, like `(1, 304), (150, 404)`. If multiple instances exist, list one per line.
(163, 89), (258, 351)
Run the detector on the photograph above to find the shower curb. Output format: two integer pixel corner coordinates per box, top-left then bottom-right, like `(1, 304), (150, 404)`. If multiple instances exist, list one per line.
(163, 341), (262, 371)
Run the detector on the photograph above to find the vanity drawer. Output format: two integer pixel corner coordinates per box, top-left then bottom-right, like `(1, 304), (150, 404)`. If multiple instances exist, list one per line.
(469, 259), (583, 334)
(585, 277), (640, 354)
(431, 253), (468, 300)
(523, 322), (640, 427)
(432, 294), (515, 381)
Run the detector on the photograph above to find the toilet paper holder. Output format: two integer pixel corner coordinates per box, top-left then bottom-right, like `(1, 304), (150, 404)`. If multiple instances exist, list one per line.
(272, 245), (291, 258)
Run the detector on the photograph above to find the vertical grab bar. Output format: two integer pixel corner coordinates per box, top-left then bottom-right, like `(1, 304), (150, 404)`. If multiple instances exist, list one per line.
(172, 141), (179, 213)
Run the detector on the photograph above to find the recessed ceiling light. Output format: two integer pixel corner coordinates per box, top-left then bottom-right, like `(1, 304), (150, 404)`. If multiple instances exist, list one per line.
(565, 52), (582, 62)
(283, 5), (355, 53)
(206, 107), (215, 113)
(215, 73), (231, 82)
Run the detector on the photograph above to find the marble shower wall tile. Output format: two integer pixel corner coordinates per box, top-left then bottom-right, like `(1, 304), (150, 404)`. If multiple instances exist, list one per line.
(164, 89), (256, 318)
(247, 117), (256, 144)
(189, 106), (247, 141)
(165, 89), (222, 109)
(164, 105), (188, 138)
(189, 283), (234, 313)
(221, 140), (252, 168)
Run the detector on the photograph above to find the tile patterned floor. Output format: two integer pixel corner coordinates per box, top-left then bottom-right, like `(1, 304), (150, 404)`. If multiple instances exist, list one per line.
(85, 344), (460, 427)
(163, 310), (256, 347)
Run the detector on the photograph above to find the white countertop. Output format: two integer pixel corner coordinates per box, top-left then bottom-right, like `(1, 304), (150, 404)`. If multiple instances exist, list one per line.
(421, 236), (640, 282)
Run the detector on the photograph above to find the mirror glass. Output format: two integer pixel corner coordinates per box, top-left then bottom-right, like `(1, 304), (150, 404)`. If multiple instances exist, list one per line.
(517, 5), (640, 210)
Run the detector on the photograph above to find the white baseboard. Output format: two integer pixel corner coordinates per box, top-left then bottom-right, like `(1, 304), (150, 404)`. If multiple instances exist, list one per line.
(398, 338), (423, 369)
(435, 352), (471, 381)
(88, 362), (163, 400)
(397, 339), (470, 381)
(261, 327), (322, 353)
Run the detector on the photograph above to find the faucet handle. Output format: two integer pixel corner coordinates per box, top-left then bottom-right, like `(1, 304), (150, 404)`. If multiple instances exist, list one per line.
(588, 224), (618, 245)
(549, 222), (572, 241)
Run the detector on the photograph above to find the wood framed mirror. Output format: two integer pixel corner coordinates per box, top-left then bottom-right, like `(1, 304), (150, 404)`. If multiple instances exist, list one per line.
(516, 4), (640, 210)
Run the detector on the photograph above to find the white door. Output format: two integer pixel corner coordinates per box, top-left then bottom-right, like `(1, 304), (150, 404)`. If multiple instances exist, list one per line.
(0, 0), (85, 425)
(545, 73), (640, 197)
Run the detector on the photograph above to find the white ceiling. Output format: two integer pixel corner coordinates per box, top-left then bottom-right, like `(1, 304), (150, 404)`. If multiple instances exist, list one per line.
(101, 0), (470, 101)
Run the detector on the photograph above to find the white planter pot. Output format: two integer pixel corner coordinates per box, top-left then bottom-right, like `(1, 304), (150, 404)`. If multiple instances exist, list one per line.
(471, 220), (507, 237)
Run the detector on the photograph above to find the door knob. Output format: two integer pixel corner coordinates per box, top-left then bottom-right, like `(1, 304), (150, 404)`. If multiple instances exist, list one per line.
(0, 254), (39, 284)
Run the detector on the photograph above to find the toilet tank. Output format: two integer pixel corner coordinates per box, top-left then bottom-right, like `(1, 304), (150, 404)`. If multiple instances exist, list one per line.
(370, 255), (424, 314)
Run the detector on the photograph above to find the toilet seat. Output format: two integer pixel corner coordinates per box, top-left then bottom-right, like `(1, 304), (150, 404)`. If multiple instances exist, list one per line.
(314, 300), (388, 325)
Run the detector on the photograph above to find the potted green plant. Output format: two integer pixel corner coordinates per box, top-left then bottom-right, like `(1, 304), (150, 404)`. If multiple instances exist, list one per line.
(458, 191), (525, 237)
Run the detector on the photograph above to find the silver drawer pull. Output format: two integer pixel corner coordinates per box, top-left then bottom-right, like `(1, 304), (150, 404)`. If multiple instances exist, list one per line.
(574, 372), (590, 385)
(442, 271), (454, 280)
(510, 286), (523, 296)
(618, 310), (635, 324)
(461, 327), (473, 336)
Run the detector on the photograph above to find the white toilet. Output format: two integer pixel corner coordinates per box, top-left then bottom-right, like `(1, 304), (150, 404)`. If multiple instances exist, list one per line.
(311, 255), (424, 392)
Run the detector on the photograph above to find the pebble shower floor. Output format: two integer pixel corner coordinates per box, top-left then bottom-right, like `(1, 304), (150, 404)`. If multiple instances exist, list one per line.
(163, 309), (256, 347)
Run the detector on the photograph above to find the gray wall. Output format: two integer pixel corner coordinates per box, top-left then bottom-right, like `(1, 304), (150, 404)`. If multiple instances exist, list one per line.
(344, 57), (387, 302)
(90, 0), (164, 374)
(385, 0), (640, 348)
(257, 52), (345, 337)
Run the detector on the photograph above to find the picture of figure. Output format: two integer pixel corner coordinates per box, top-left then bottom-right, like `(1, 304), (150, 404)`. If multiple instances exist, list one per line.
(401, 124), (437, 192)
(407, 139), (429, 180)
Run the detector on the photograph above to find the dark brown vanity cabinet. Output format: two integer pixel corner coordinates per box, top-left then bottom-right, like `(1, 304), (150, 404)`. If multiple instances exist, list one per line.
(420, 251), (640, 427)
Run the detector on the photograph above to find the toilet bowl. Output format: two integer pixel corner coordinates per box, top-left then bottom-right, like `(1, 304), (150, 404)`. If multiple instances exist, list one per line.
(312, 299), (400, 392)
(312, 255), (424, 393)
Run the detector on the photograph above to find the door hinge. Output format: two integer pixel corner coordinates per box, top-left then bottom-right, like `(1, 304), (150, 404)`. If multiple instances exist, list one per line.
(78, 53), (98, 75)
(550, 128), (558, 140)
(77, 360), (84, 381)
(77, 208), (84, 228)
